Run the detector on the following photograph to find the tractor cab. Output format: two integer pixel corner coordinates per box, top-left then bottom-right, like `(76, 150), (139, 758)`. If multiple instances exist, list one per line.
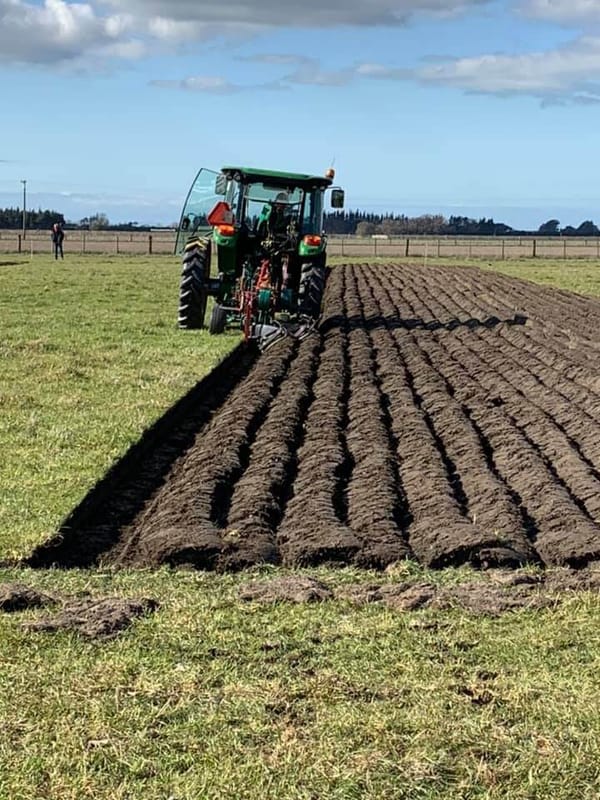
(176, 165), (344, 345)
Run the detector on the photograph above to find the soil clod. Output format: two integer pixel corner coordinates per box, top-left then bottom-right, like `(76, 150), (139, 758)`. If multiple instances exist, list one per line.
(239, 576), (333, 603)
(0, 582), (56, 612)
(23, 596), (159, 639)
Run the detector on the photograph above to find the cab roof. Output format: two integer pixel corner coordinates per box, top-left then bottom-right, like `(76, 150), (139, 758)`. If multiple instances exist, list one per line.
(221, 166), (333, 189)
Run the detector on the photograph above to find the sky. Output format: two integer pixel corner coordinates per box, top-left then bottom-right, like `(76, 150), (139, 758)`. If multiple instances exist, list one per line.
(1, 0), (600, 228)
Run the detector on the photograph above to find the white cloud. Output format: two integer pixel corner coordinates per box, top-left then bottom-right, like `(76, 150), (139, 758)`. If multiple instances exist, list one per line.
(523, 0), (600, 25)
(150, 76), (286, 93)
(5, 0), (599, 108)
(156, 36), (600, 105)
(240, 54), (355, 86)
(0, 0), (256, 66)
(0, 0), (141, 64)
(100, 0), (489, 28)
(407, 35), (600, 102)
(356, 63), (410, 79)
(151, 76), (244, 93)
(0, 0), (491, 66)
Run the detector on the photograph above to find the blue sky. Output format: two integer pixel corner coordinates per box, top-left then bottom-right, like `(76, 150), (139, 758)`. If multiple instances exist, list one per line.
(1, 0), (600, 228)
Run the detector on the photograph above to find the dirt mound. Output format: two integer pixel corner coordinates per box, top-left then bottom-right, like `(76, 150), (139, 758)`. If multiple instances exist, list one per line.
(334, 578), (550, 615)
(240, 566), (600, 615)
(0, 582), (56, 612)
(239, 576), (333, 603)
(28, 262), (600, 572)
(336, 566), (600, 615)
(23, 597), (158, 639)
(431, 582), (553, 615)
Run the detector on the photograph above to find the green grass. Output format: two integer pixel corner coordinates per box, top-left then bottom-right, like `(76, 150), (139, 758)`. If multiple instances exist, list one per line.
(0, 255), (237, 559)
(1, 254), (600, 799)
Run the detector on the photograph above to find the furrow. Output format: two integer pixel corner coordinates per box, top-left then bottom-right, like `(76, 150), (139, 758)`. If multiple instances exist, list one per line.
(116, 340), (297, 568)
(344, 265), (412, 567)
(276, 266), (361, 566)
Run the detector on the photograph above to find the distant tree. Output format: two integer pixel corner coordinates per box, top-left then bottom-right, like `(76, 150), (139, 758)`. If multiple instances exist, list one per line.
(355, 221), (376, 237)
(576, 220), (600, 236)
(88, 213), (110, 230)
(538, 219), (561, 235)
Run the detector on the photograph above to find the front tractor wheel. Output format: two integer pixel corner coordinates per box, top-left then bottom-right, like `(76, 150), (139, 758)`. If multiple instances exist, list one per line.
(209, 302), (227, 335)
(298, 259), (327, 318)
(178, 237), (211, 329)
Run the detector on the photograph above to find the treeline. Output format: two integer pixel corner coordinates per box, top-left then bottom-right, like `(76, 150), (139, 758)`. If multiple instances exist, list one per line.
(0, 207), (65, 229)
(0, 209), (152, 231)
(323, 211), (600, 237)
(3, 207), (600, 237)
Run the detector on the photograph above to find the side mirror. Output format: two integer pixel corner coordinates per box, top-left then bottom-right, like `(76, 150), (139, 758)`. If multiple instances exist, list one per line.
(331, 189), (345, 209)
(181, 216), (190, 231)
(215, 173), (228, 195)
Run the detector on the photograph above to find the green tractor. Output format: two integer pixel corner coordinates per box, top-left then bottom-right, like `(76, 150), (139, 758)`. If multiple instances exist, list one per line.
(175, 166), (344, 345)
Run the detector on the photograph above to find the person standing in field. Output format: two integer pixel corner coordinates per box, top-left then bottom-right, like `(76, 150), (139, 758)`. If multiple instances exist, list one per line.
(51, 222), (65, 259)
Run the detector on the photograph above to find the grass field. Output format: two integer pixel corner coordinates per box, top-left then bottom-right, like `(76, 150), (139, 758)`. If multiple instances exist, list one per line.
(2, 253), (600, 799)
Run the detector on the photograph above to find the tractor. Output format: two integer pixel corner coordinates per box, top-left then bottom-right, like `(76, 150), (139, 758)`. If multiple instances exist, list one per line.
(175, 166), (344, 346)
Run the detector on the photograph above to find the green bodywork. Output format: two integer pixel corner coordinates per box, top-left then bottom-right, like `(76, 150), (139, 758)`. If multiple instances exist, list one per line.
(220, 166), (333, 189)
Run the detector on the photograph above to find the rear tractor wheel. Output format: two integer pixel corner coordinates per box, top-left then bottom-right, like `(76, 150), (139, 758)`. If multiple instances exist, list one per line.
(178, 237), (211, 329)
(298, 258), (327, 318)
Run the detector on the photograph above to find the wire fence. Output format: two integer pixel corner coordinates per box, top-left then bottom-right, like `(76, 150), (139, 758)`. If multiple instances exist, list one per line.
(2, 230), (600, 259)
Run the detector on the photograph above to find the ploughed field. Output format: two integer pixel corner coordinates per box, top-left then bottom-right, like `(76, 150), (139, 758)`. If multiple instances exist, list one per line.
(30, 262), (600, 571)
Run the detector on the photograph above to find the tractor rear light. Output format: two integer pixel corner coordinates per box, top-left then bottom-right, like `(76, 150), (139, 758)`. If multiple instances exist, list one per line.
(303, 234), (322, 247)
(217, 224), (235, 236)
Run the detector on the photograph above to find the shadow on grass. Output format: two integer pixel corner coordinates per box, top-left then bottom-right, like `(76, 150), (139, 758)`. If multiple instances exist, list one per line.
(25, 343), (258, 570)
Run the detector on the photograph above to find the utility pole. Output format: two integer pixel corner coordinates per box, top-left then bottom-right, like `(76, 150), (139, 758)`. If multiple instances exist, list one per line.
(20, 179), (27, 239)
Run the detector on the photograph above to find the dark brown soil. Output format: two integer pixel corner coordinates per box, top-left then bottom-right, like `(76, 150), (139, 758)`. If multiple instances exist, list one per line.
(27, 263), (600, 572)
(23, 597), (158, 638)
(0, 582), (56, 612)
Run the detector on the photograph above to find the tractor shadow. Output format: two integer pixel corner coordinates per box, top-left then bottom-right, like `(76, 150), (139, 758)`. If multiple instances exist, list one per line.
(321, 313), (529, 334)
(25, 343), (258, 569)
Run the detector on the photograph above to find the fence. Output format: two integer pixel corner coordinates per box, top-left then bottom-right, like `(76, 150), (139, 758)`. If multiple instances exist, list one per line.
(327, 236), (600, 260)
(0, 230), (175, 256)
(2, 230), (600, 259)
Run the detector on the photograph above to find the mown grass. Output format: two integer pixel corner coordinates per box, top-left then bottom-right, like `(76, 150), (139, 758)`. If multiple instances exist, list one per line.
(0, 255), (237, 559)
(2, 253), (600, 799)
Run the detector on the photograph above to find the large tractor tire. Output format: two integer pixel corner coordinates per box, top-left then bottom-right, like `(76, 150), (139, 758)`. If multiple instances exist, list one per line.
(298, 259), (327, 319)
(178, 237), (211, 329)
(209, 302), (227, 335)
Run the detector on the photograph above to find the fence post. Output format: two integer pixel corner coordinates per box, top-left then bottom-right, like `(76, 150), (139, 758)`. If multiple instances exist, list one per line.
(405, 238), (410, 257)
(341, 238), (344, 257)
(116, 235), (119, 255)
(532, 239), (537, 258)
(18, 234), (21, 253)
(149, 234), (153, 255)
(501, 239), (505, 260)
